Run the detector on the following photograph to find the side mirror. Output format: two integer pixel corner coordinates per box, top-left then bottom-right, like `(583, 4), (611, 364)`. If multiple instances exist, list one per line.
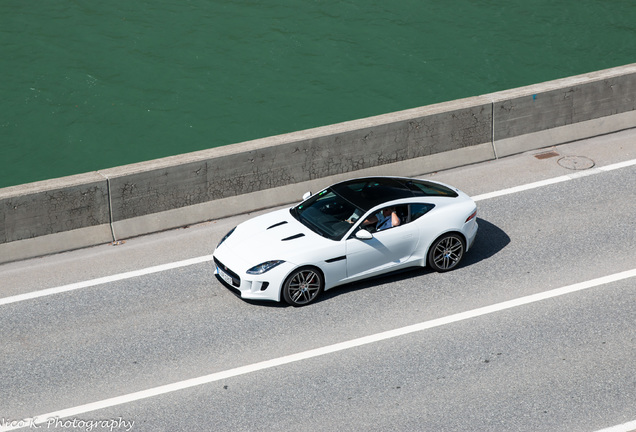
(355, 229), (373, 240)
(302, 191), (311, 200)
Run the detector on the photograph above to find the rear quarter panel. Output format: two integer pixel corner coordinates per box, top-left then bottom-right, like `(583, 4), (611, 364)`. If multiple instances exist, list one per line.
(413, 197), (477, 260)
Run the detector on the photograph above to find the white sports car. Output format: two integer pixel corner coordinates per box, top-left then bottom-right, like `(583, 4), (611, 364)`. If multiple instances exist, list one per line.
(213, 176), (478, 306)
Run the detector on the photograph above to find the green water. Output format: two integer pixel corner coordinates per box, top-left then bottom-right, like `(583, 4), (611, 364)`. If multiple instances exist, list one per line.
(1, 0), (634, 188)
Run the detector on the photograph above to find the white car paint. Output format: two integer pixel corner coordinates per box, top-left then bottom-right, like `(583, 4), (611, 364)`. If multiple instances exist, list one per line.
(213, 177), (478, 305)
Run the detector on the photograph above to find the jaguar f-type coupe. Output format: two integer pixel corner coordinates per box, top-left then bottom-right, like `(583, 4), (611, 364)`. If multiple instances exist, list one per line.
(213, 176), (478, 306)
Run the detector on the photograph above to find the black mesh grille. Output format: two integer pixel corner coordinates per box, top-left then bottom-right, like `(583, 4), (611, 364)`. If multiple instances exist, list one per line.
(214, 257), (241, 287)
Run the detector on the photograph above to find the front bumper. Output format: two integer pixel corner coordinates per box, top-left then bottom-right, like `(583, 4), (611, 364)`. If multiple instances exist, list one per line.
(213, 255), (292, 302)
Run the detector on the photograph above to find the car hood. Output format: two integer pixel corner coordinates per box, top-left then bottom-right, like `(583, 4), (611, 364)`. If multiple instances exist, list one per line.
(218, 208), (333, 266)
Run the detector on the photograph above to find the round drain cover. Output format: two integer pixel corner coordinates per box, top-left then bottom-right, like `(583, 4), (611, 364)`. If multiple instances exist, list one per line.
(557, 156), (595, 170)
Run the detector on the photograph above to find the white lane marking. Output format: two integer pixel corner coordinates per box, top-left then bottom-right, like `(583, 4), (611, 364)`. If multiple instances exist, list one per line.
(472, 175), (570, 201)
(593, 419), (636, 432)
(0, 255), (214, 307)
(599, 158), (636, 171)
(1, 157), (635, 307)
(472, 157), (636, 202)
(3, 268), (635, 431)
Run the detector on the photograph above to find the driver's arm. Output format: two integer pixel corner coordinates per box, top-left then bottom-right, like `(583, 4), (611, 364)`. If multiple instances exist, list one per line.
(391, 211), (400, 227)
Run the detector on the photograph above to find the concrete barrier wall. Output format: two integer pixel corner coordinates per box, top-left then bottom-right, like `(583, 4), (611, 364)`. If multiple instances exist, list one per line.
(492, 65), (636, 157)
(1, 64), (635, 263)
(0, 173), (113, 261)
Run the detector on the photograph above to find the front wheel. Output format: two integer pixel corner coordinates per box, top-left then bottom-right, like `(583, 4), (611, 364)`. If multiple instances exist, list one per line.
(282, 267), (324, 306)
(427, 233), (465, 272)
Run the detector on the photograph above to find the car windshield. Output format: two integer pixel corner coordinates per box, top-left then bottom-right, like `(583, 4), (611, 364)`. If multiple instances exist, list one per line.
(290, 189), (364, 241)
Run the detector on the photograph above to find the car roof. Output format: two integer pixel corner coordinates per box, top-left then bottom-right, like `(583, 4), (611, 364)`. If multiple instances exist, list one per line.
(330, 176), (458, 212)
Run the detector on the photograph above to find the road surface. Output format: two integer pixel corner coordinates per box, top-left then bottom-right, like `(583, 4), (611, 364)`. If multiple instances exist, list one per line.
(1, 130), (635, 432)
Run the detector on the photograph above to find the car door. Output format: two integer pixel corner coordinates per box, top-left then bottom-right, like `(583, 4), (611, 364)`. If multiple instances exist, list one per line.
(345, 217), (420, 279)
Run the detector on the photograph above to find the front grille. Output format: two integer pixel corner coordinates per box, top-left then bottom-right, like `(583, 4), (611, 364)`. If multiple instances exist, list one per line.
(213, 257), (241, 287)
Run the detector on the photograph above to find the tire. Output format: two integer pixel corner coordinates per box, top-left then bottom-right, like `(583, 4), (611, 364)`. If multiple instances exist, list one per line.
(427, 233), (465, 272)
(282, 267), (324, 306)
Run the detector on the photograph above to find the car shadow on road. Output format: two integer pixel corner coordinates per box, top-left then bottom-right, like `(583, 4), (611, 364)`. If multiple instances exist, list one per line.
(231, 218), (509, 308)
(460, 217), (510, 267)
(316, 218), (510, 305)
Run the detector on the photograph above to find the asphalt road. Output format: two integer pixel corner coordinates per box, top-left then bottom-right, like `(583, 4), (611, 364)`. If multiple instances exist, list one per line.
(1, 130), (635, 432)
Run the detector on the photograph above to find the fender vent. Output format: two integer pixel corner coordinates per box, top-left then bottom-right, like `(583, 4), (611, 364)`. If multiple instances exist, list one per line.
(282, 233), (305, 241)
(325, 256), (346, 263)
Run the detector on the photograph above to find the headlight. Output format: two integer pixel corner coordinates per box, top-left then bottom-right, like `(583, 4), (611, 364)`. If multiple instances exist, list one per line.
(247, 260), (285, 275)
(217, 227), (236, 248)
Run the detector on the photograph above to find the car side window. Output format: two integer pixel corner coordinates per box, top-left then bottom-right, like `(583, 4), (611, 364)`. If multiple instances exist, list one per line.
(410, 203), (435, 221)
(394, 205), (408, 223)
(360, 204), (406, 234)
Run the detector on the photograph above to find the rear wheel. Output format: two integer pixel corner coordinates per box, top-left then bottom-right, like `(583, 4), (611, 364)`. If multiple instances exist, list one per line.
(282, 267), (324, 306)
(427, 233), (465, 272)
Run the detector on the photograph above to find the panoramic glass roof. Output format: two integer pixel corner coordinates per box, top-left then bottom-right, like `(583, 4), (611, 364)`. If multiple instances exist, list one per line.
(331, 177), (458, 212)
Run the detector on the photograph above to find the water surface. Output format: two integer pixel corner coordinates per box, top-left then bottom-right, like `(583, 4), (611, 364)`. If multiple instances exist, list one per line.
(1, 0), (634, 188)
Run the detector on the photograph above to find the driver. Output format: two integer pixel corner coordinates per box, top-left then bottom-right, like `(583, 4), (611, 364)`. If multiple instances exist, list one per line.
(363, 207), (401, 231)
